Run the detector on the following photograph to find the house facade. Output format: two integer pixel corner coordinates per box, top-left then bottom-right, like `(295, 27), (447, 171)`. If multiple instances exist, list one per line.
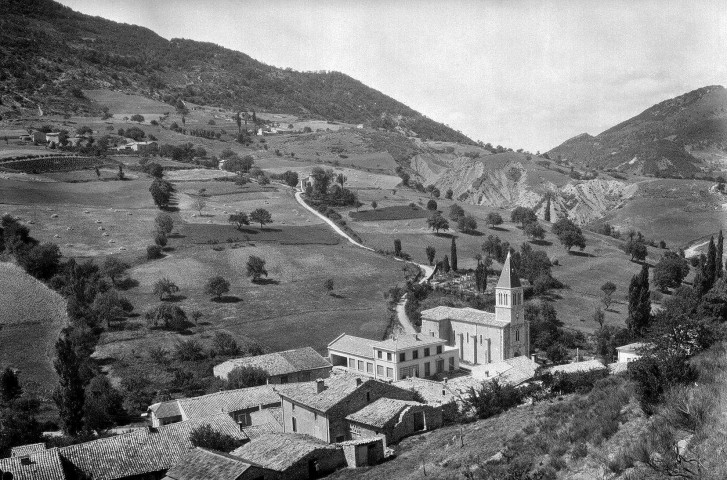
(616, 342), (650, 363)
(328, 333), (459, 381)
(420, 252), (529, 365)
(346, 398), (443, 446)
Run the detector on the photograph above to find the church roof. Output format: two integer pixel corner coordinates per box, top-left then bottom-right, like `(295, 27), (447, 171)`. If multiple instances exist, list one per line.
(496, 252), (521, 289)
(420, 306), (509, 328)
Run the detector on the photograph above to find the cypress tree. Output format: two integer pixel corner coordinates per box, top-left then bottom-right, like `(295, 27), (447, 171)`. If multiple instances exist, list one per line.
(442, 255), (451, 273)
(544, 196), (551, 222)
(627, 264), (652, 336)
(53, 332), (86, 436)
(394, 239), (402, 257)
(627, 274), (640, 334)
(717, 230), (724, 278)
(451, 237), (458, 272)
(704, 237), (717, 291)
(0, 367), (22, 403)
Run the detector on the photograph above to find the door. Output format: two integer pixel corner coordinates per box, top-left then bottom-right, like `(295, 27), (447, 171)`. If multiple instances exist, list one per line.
(436, 359), (444, 373)
(367, 444), (379, 464)
(308, 459), (320, 478)
(459, 333), (464, 359)
(473, 335), (478, 364)
(413, 411), (425, 431)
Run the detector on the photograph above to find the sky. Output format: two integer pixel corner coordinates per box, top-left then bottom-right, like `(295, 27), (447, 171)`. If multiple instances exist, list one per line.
(57, 0), (727, 152)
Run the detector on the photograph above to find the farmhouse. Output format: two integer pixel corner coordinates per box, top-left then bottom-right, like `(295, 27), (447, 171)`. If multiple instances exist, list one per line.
(213, 347), (332, 384)
(420, 252), (530, 365)
(115, 140), (158, 153)
(616, 342), (651, 363)
(147, 384), (281, 427)
(276, 373), (417, 443)
(328, 332), (459, 381)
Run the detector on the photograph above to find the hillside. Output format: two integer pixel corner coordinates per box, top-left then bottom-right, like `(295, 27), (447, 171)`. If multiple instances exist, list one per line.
(0, 0), (473, 144)
(547, 86), (727, 177)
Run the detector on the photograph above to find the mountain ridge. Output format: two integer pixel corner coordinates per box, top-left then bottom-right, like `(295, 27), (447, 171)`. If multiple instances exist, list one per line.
(0, 0), (474, 144)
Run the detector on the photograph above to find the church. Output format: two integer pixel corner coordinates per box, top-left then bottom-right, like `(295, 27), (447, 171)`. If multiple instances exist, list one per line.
(420, 252), (529, 365)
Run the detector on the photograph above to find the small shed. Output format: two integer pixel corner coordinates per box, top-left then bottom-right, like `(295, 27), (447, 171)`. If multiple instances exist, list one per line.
(338, 437), (385, 468)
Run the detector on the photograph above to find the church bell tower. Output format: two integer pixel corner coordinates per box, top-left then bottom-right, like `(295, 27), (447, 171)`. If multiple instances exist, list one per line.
(495, 251), (528, 358)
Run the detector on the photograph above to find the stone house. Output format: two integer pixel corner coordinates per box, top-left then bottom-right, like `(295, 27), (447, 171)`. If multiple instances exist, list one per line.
(328, 333), (459, 381)
(420, 252), (530, 365)
(338, 437), (385, 468)
(0, 444), (66, 480)
(276, 373), (416, 443)
(345, 398), (443, 446)
(213, 347), (332, 384)
(163, 448), (273, 480)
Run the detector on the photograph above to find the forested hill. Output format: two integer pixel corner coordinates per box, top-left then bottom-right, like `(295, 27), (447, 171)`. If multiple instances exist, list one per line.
(0, 0), (474, 144)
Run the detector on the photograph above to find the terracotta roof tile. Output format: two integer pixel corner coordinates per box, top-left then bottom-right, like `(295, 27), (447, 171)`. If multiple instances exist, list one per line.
(0, 448), (66, 480)
(275, 374), (373, 413)
(545, 359), (607, 375)
(346, 398), (421, 428)
(230, 433), (337, 471)
(372, 334), (447, 352)
(420, 306), (508, 328)
(214, 347), (331, 379)
(11, 443), (47, 457)
(154, 385), (280, 421)
(327, 334), (375, 358)
(164, 448), (255, 480)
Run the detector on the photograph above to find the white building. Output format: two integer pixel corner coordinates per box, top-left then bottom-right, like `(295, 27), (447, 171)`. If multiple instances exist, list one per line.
(420, 252), (529, 365)
(616, 342), (650, 363)
(328, 333), (459, 381)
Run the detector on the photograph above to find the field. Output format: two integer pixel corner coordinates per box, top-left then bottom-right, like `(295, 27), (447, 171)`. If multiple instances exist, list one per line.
(83, 89), (175, 116)
(0, 262), (68, 393)
(349, 205), (430, 221)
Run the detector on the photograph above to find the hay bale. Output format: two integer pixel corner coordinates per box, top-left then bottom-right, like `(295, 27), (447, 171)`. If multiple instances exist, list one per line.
(53, 234), (60, 238)
(50, 214), (59, 218)
(98, 226), (105, 231)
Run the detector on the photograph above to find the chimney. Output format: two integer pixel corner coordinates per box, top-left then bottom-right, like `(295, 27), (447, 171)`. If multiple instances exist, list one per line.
(356, 378), (363, 386)
(316, 379), (326, 393)
(443, 377), (448, 385)
(530, 354), (537, 363)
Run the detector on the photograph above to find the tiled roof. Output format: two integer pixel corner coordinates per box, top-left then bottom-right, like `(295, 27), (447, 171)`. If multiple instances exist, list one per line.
(346, 398), (421, 428)
(328, 334), (376, 358)
(231, 433), (336, 471)
(616, 342), (651, 353)
(393, 377), (458, 405)
(250, 407), (283, 427)
(275, 373), (374, 413)
(241, 422), (283, 439)
(151, 400), (182, 419)
(11, 443), (47, 457)
(372, 333), (446, 352)
(608, 362), (629, 374)
(499, 356), (539, 385)
(0, 448), (66, 480)
(420, 306), (509, 328)
(545, 359), (607, 375)
(496, 252), (521, 288)
(163, 448), (254, 480)
(153, 385), (281, 421)
(59, 414), (246, 480)
(214, 347), (331, 378)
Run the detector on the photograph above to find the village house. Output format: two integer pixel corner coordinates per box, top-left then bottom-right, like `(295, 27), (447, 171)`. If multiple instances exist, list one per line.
(213, 347), (332, 384)
(616, 342), (650, 363)
(420, 252), (530, 365)
(327, 332), (459, 381)
(231, 433), (347, 480)
(0, 444), (66, 480)
(45, 131), (60, 145)
(147, 384), (281, 428)
(115, 140), (158, 153)
(276, 373), (417, 443)
(345, 397), (442, 446)
(59, 414), (247, 480)
(163, 448), (273, 480)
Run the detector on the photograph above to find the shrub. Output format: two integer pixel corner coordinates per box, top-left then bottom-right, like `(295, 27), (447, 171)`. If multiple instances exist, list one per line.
(226, 366), (268, 389)
(146, 245), (163, 260)
(175, 339), (206, 361)
(189, 424), (244, 452)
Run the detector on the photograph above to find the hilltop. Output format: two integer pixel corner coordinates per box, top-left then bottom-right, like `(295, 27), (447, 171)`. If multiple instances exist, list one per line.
(0, 0), (473, 144)
(547, 86), (727, 177)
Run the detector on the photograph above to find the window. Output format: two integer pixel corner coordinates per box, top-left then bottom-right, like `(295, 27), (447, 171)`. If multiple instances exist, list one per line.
(348, 358), (355, 368)
(367, 362), (373, 373)
(424, 347), (430, 357)
(480, 335), (483, 345)
(430, 331), (435, 336)
(449, 356), (455, 369)
(436, 345), (443, 354)
(314, 412), (317, 420)
(424, 362), (431, 377)
(387, 352), (392, 361)
(377, 350), (382, 359)
(357, 360), (364, 371)
(377, 365), (384, 376)
(336, 435), (346, 442)
(280, 375), (288, 384)
(366, 391), (371, 402)
(466, 334), (469, 343)
(386, 367), (393, 378)
(292, 417), (297, 432)
(399, 352), (406, 362)
(237, 412), (251, 427)
(412, 350), (419, 359)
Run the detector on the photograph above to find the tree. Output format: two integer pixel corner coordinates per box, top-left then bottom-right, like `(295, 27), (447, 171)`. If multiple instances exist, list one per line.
(336, 173), (347, 187)
(53, 333), (85, 435)
(323, 278), (334, 294)
(19, 243), (61, 280)
(524, 222), (546, 241)
(627, 264), (651, 336)
(93, 289), (125, 328)
(457, 215), (478, 234)
(226, 366), (268, 390)
(717, 230), (724, 278)
(625, 240), (648, 262)
(193, 196), (206, 216)
(155, 232), (168, 247)
(593, 306), (605, 328)
(448, 204), (464, 220)
(246, 256), (268, 282)
(442, 255), (451, 273)
(250, 208), (272, 228)
(485, 212), (503, 228)
(101, 258), (129, 287)
(228, 212), (250, 230)
(147, 245), (163, 260)
(703, 236), (717, 291)
(427, 212), (449, 233)
(146, 304), (188, 331)
(149, 178), (173, 208)
(371, 200), (378, 210)
(601, 281), (617, 310)
(189, 424), (245, 453)
(155, 213), (174, 235)
(445, 188), (453, 200)
(280, 171), (299, 187)
(552, 217), (586, 251)
(146, 162), (164, 178)
(205, 276), (230, 300)
(546, 342), (570, 364)
(394, 239), (402, 257)
(425, 245), (436, 266)
(0, 368), (22, 403)
(475, 258), (490, 293)
(450, 237), (458, 272)
(544, 196), (551, 222)
(212, 332), (240, 356)
(83, 375), (123, 432)
(153, 277), (179, 300)
(426, 199), (438, 211)
(510, 206), (537, 228)
(222, 155), (255, 173)
(130, 114), (144, 123)
(653, 252), (690, 292)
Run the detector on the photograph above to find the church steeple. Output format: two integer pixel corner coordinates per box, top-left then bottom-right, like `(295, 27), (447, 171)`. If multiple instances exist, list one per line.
(495, 251), (528, 358)
(496, 251), (521, 289)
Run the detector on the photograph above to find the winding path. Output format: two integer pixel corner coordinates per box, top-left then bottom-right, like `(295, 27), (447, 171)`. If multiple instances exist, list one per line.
(294, 189), (434, 335)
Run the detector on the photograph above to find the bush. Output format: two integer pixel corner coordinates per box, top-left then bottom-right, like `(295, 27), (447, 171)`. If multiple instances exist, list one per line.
(189, 424), (245, 453)
(175, 339), (206, 361)
(147, 245), (163, 260)
(226, 365), (268, 389)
